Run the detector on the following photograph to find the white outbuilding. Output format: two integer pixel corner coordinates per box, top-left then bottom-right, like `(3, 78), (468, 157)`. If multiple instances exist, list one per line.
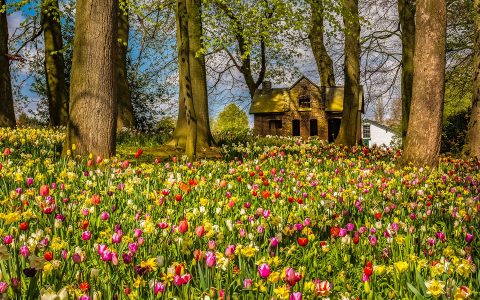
(361, 119), (399, 147)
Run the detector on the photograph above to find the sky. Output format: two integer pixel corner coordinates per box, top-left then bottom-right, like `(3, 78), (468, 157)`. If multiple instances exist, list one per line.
(6, 0), (400, 124)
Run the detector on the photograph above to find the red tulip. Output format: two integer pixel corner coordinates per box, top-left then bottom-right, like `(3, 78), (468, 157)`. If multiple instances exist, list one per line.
(44, 251), (53, 261)
(178, 219), (189, 234)
(39, 185), (50, 197)
(175, 194), (182, 202)
(79, 282), (90, 291)
(19, 222), (28, 231)
(135, 149), (143, 158)
(353, 235), (359, 245)
(297, 237), (308, 247)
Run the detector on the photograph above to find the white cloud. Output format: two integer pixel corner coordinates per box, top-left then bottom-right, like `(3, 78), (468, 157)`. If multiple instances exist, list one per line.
(7, 11), (24, 36)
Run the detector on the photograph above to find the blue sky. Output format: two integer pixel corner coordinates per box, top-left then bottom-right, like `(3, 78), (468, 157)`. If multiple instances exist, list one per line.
(6, 1), (394, 124)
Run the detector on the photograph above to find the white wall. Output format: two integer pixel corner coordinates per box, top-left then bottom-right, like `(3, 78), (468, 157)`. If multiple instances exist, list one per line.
(363, 121), (397, 147)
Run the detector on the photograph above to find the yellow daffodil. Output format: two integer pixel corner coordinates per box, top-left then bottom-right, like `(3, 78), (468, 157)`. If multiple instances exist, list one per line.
(425, 279), (445, 298)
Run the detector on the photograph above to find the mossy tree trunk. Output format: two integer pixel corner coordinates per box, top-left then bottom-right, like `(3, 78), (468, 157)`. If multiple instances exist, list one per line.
(0, 0), (16, 128)
(309, 0), (335, 87)
(187, 0), (213, 148)
(466, 0), (480, 159)
(402, 0), (446, 166)
(64, 0), (118, 158)
(116, 1), (135, 129)
(398, 0), (415, 147)
(169, 0), (214, 159)
(335, 0), (360, 146)
(42, 0), (68, 126)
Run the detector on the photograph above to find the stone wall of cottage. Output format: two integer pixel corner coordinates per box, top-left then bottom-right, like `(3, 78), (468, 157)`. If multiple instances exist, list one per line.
(253, 78), (329, 140)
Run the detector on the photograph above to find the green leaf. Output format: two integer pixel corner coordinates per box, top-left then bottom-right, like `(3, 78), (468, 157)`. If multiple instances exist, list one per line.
(407, 283), (425, 300)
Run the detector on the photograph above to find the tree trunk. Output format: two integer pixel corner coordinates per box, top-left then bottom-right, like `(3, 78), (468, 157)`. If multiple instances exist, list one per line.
(177, 0), (197, 160)
(402, 0), (446, 166)
(0, 0), (16, 127)
(309, 0), (335, 87)
(398, 0), (415, 147)
(169, 0), (214, 156)
(335, 0), (360, 146)
(116, 2), (135, 129)
(42, 0), (68, 126)
(187, 0), (213, 148)
(64, 0), (118, 158)
(466, 0), (480, 159)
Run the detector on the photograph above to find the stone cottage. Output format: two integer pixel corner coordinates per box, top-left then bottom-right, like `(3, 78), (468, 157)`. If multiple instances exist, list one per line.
(249, 76), (364, 141)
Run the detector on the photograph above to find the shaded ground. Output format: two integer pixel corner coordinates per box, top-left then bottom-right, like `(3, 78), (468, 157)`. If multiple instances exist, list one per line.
(117, 144), (223, 162)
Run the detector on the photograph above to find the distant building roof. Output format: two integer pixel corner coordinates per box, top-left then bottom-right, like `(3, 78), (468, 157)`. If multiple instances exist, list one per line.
(249, 75), (364, 114)
(363, 119), (396, 133)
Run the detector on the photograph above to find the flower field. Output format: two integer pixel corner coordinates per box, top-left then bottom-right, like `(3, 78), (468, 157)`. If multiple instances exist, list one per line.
(0, 128), (479, 299)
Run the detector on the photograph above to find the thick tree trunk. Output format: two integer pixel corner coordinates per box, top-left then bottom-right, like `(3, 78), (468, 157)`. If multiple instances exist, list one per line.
(402, 0), (446, 166)
(116, 3), (135, 129)
(64, 0), (118, 157)
(398, 0), (415, 147)
(309, 0), (335, 87)
(177, 0), (197, 160)
(335, 0), (360, 146)
(187, 0), (213, 148)
(42, 0), (68, 126)
(0, 0), (16, 127)
(169, 0), (214, 156)
(466, 0), (480, 159)
(169, 0), (188, 148)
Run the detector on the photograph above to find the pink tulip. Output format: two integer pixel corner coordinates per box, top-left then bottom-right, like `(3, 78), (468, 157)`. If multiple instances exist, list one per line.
(290, 292), (302, 300)
(101, 212), (110, 220)
(195, 226), (205, 237)
(154, 282), (166, 295)
(270, 237), (279, 247)
(112, 232), (123, 244)
(3, 235), (13, 245)
(173, 275), (184, 286)
(97, 244), (107, 255)
(205, 251), (216, 267)
(133, 228), (142, 238)
(225, 245), (236, 257)
(243, 279), (253, 289)
(258, 263), (271, 278)
(0, 282), (8, 293)
(208, 240), (216, 250)
(19, 245), (29, 257)
(81, 231), (91, 241)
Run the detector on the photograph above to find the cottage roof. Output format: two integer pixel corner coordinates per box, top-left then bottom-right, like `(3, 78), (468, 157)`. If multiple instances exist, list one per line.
(249, 76), (364, 114)
(249, 88), (291, 114)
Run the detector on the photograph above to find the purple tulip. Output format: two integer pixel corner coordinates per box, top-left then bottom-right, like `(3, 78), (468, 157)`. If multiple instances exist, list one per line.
(466, 232), (474, 244)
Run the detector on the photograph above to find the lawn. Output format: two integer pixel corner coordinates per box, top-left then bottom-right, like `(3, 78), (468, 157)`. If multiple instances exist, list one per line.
(0, 128), (478, 299)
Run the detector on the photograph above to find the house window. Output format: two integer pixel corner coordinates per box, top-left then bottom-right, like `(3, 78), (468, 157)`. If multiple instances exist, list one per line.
(299, 96), (311, 108)
(310, 119), (318, 136)
(292, 120), (300, 136)
(363, 124), (371, 139)
(269, 120), (282, 130)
